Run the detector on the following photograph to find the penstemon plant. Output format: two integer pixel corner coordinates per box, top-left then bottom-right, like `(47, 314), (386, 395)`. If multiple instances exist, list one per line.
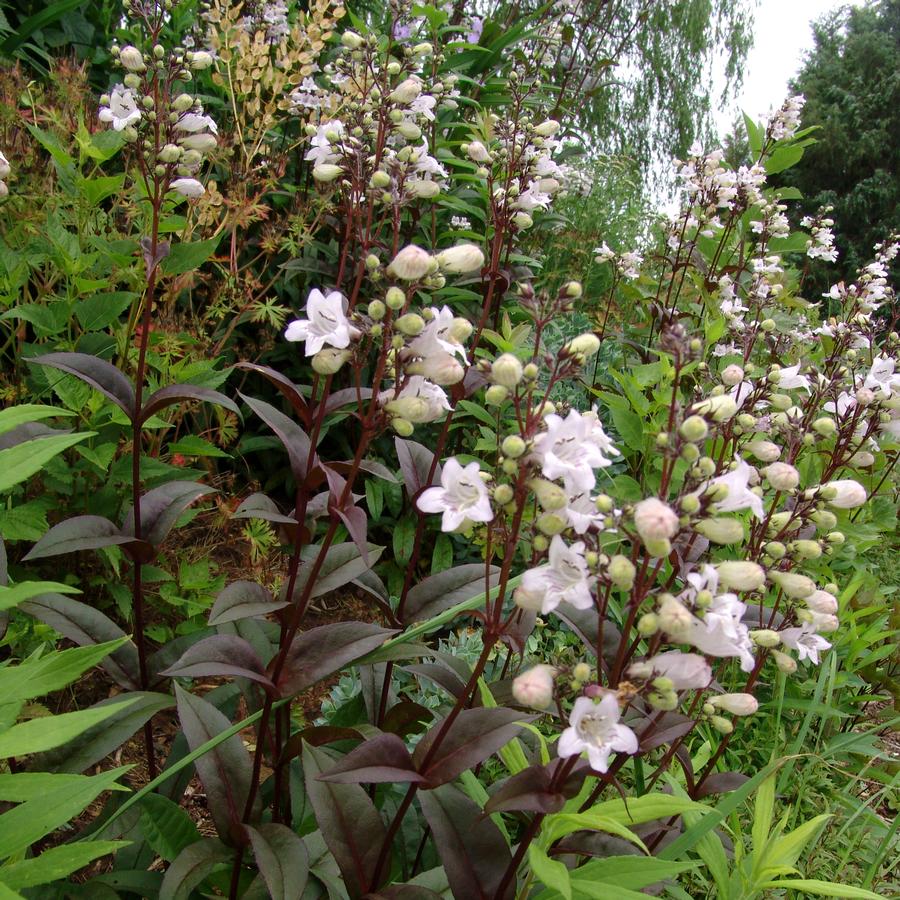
(0, 2), (896, 899)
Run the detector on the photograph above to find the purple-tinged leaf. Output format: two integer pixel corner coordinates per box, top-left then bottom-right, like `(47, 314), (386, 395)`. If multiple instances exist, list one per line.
(555, 604), (621, 664)
(404, 663), (466, 699)
(121, 481), (216, 547)
(159, 837), (231, 900)
(381, 701), (433, 738)
(29, 353), (135, 420)
(394, 438), (440, 500)
(695, 771), (749, 798)
(501, 608), (537, 656)
(292, 542), (385, 600)
(208, 581), (287, 627)
(162, 635), (275, 691)
(321, 387), (373, 417)
(364, 888), (442, 900)
(403, 564), (500, 624)
(232, 493), (299, 525)
(413, 708), (533, 788)
(174, 684), (255, 844)
(140, 236), (171, 274)
(279, 726), (362, 764)
(553, 832), (641, 860)
(139, 384), (239, 425)
(276, 622), (397, 698)
(235, 363), (310, 424)
(331, 459), (398, 483)
(323, 466), (370, 564)
(240, 393), (313, 482)
(485, 764), (566, 815)
(303, 741), (387, 900)
(147, 627), (215, 683)
(247, 824), (309, 900)
(419, 783), (514, 900)
(23, 516), (134, 562)
(318, 733), (425, 785)
(20, 593), (140, 689)
(638, 713), (695, 752)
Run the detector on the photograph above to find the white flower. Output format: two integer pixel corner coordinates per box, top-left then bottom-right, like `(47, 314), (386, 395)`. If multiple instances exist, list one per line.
(99, 84), (141, 131)
(380, 376), (450, 423)
(708, 457), (764, 519)
(864, 356), (900, 398)
(521, 535), (594, 614)
(825, 479), (867, 509)
(562, 490), (605, 535)
(416, 458), (493, 532)
(0, 152), (9, 179)
(557, 694), (638, 774)
(512, 665), (557, 709)
(284, 288), (352, 355)
(688, 593), (756, 672)
(170, 177), (205, 198)
(709, 693), (758, 716)
(305, 120), (344, 166)
(824, 391), (855, 417)
(774, 363), (811, 392)
(532, 409), (617, 493)
(779, 627), (831, 665)
(466, 140), (491, 163)
(629, 651), (711, 689)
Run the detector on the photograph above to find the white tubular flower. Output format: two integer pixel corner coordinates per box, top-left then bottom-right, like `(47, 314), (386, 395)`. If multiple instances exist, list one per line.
(179, 133), (217, 152)
(98, 84), (141, 131)
(563, 490), (606, 535)
(745, 440), (781, 463)
(557, 694), (638, 774)
(170, 177), (205, 198)
(436, 244), (485, 274)
(416, 458), (493, 532)
(629, 651), (712, 690)
(532, 409), (618, 493)
(388, 245), (434, 281)
(633, 497), (679, 543)
(175, 113), (219, 135)
(0, 151), (9, 179)
(825, 479), (867, 509)
(389, 76), (423, 104)
(708, 456), (765, 519)
(779, 626), (831, 665)
(466, 140), (491, 163)
(512, 665), (557, 709)
(709, 693), (758, 716)
(284, 288), (352, 356)
(774, 363), (811, 392)
(864, 356), (900, 397)
(521, 535), (594, 614)
(380, 376), (450, 423)
(806, 590), (838, 615)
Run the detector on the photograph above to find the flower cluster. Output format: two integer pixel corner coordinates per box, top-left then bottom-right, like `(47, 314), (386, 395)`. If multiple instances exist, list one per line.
(0, 152), (9, 198)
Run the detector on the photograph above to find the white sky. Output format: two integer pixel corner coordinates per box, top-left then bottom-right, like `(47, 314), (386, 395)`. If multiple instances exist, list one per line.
(715, 0), (864, 135)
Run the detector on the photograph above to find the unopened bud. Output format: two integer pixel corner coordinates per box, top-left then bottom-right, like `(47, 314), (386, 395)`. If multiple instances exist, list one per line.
(492, 353), (524, 388)
(485, 384), (509, 405)
(695, 518), (744, 544)
(750, 629), (780, 648)
(680, 415), (709, 442)
(501, 435), (526, 458)
(768, 570), (816, 599)
(608, 555), (636, 590)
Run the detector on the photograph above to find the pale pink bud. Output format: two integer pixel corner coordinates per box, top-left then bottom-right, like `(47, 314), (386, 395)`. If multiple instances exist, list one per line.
(633, 498), (679, 543)
(709, 693), (758, 716)
(825, 479), (867, 509)
(512, 665), (557, 708)
(763, 462), (799, 491)
(806, 590), (838, 614)
(388, 245), (434, 281)
(119, 45), (145, 71)
(721, 364), (745, 386)
(745, 440), (781, 463)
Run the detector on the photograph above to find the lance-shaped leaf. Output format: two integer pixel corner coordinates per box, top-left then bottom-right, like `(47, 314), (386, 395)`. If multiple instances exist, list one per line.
(404, 663), (467, 699)
(162, 635), (275, 691)
(247, 824), (309, 900)
(695, 771), (750, 798)
(276, 622), (397, 698)
(292, 542), (385, 600)
(555, 604), (621, 664)
(19, 594), (141, 689)
(121, 481), (217, 547)
(174, 684), (254, 843)
(29, 353), (136, 420)
(638, 712), (695, 752)
(419, 783), (514, 900)
(381, 701), (433, 738)
(159, 837), (232, 900)
(331, 458), (398, 483)
(303, 742), (387, 900)
(323, 466), (370, 563)
(240, 393), (313, 481)
(403, 564), (501, 624)
(0, 431), (93, 494)
(232, 493), (299, 525)
(395, 438), (440, 500)
(235, 362), (310, 422)
(139, 383), (240, 425)
(23, 516), (135, 562)
(364, 888), (442, 900)
(318, 733), (425, 785)
(208, 581), (288, 626)
(320, 387), (373, 417)
(413, 708), (533, 788)
(485, 763), (567, 815)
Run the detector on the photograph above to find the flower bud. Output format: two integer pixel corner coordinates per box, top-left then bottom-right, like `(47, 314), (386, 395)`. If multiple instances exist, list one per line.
(695, 517), (744, 544)
(637, 612), (659, 636)
(572, 662), (591, 682)
(436, 244), (485, 274)
(658, 596), (693, 635)
(485, 384), (509, 405)
(680, 415), (709, 442)
(311, 348), (351, 375)
(716, 561), (766, 592)
(633, 498), (679, 543)
(389, 76), (422, 104)
(493, 484), (514, 505)
(807, 590), (838, 614)
(608, 555), (636, 590)
(564, 281), (583, 298)
(772, 649), (797, 674)
(793, 539), (822, 559)
(564, 333), (601, 358)
(533, 119), (560, 136)
(529, 478), (567, 511)
(710, 715), (734, 734)
(513, 212), (533, 229)
(119, 45), (145, 71)
(341, 30), (364, 49)
(492, 353), (524, 388)
(648, 690), (679, 711)
(825, 479), (867, 509)
(764, 541), (786, 560)
(721, 364), (744, 386)
(763, 462), (799, 491)
(123, 72), (142, 90)
(537, 513), (567, 535)
(855, 387), (875, 405)
(371, 170), (391, 189)
(158, 143), (182, 163)
(709, 693), (758, 716)
(501, 435), (526, 459)
(170, 177), (205, 198)
(745, 440), (781, 463)
(313, 163), (343, 183)
(812, 417), (836, 437)
(388, 245), (433, 281)
(190, 50), (214, 70)
(395, 313), (425, 336)
(391, 417), (415, 436)
(514, 585), (544, 611)
(810, 509), (837, 530)
(768, 570), (816, 599)
(385, 286), (406, 309)
(850, 450), (875, 468)
(750, 628), (780, 647)
(396, 121), (422, 140)
(694, 394), (738, 422)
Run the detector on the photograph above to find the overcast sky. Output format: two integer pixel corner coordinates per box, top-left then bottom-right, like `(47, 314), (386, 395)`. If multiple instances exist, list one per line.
(715, 0), (864, 135)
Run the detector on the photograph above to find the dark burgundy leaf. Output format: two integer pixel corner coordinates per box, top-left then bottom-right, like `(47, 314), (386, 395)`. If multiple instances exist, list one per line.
(394, 438), (440, 500)
(276, 622), (397, 698)
(318, 733), (425, 785)
(419, 784), (514, 900)
(381, 701), (433, 738)
(279, 726), (362, 764)
(159, 837), (231, 900)
(0, 422), (70, 451)
(291, 543), (385, 601)
(413, 708), (533, 788)
(321, 387), (373, 416)
(404, 663), (466, 699)
(148, 627), (215, 683)
(240, 393), (313, 482)
(695, 771), (749, 798)
(208, 581), (287, 627)
(303, 741), (387, 900)
(139, 383), (239, 424)
(23, 516), (135, 562)
(485, 764), (566, 815)
(403, 564), (500, 624)
(638, 713), (695, 752)
(331, 458), (398, 483)
(29, 353), (136, 420)
(235, 363), (310, 423)
(553, 832), (641, 860)
(500, 608), (536, 655)
(323, 466), (370, 564)
(140, 236), (170, 273)
(232, 493), (299, 525)
(20, 593), (141, 689)
(247, 824), (309, 900)
(121, 481), (216, 546)
(555, 604), (621, 664)
(364, 888), (442, 900)
(162, 635), (275, 691)
(174, 684), (255, 844)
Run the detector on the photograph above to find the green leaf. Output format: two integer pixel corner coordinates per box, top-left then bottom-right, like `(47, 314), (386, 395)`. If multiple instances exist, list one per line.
(78, 175), (126, 207)
(0, 405), (74, 437)
(543, 812), (648, 852)
(0, 432), (94, 493)
(167, 435), (231, 458)
(757, 814), (831, 876)
(138, 793), (201, 863)
(74, 291), (138, 332)
(0, 581), (80, 611)
(751, 773), (776, 857)
(0, 841), (126, 890)
(529, 844), (571, 900)
(161, 236), (222, 276)
(757, 880), (882, 898)
(764, 144), (805, 175)
(23, 124), (74, 169)
(610, 406), (643, 452)
(574, 856), (697, 890)
(392, 516), (416, 567)
(0, 772), (83, 802)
